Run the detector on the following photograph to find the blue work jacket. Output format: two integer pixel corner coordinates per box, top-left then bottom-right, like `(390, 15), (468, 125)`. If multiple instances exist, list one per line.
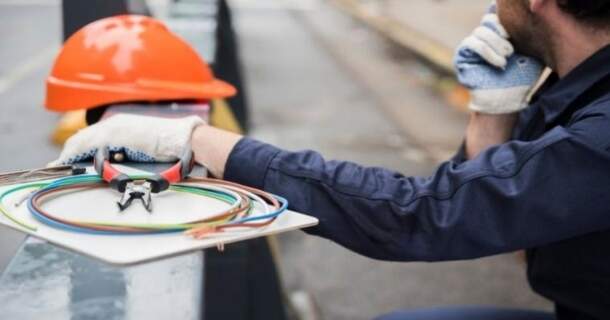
(225, 45), (610, 319)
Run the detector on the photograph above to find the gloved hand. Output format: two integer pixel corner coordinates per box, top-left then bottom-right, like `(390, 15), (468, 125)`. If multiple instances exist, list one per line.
(454, 2), (544, 114)
(49, 114), (204, 166)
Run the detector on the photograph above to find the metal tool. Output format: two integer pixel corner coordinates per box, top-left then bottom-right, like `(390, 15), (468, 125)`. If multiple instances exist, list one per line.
(0, 165), (86, 186)
(94, 147), (194, 212)
(118, 181), (153, 212)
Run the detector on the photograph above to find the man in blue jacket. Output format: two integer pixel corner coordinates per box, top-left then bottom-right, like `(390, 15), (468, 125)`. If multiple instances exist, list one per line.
(53, 0), (610, 319)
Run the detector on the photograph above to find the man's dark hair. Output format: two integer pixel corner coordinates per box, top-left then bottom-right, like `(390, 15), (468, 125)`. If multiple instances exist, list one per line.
(557, 0), (610, 26)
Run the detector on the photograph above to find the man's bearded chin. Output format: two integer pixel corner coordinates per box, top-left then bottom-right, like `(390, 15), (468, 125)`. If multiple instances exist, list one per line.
(510, 20), (550, 64)
(499, 1), (550, 65)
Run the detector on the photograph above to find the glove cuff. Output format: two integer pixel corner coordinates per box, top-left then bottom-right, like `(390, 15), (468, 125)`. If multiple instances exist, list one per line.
(156, 116), (205, 161)
(469, 86), (532, 114)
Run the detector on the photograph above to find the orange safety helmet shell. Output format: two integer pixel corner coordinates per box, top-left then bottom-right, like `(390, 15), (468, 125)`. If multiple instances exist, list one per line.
(45, 15), (236, 112)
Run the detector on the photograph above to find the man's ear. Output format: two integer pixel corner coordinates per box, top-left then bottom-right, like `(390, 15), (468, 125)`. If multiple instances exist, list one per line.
(529, 0), (546, 12)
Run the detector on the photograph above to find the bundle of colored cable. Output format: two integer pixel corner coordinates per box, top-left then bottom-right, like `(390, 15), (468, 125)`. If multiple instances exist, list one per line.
(0, 175), (287, 238)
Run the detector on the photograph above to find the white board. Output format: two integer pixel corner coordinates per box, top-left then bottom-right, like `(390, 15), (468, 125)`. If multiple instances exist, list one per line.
(0, 166), (318, 265)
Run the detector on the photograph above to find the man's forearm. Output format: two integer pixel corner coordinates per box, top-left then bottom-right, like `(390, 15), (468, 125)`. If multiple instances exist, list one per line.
(465, 112), (518, 159)
(191, 112), (518, 178)
(191, 125), (243, 178)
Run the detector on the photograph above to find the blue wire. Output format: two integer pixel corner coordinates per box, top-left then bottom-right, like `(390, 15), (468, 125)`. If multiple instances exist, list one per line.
(43, 175), (102, 192)
(27, 175), (183, 235)
(227, 195), (289, 224)
(27, 191), (182, 235)
(26, 175), (289, 235)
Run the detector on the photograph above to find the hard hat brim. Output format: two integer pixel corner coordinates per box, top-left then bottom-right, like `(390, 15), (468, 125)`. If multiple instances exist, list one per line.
(45, 77), (237, 112)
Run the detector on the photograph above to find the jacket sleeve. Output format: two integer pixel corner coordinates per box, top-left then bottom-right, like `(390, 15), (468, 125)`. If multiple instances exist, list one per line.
(223, 114), (610, 262)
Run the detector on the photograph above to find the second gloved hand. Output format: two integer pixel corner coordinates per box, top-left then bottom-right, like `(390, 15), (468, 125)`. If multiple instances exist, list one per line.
(49, 114), (204, 166)
(455, 5), (544, 114)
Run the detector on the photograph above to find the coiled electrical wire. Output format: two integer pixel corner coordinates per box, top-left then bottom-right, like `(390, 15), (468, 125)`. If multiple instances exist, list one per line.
(0, 174), (287, 238)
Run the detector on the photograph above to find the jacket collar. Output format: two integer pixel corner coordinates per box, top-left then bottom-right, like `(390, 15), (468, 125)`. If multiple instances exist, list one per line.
(537, 44), (610, 124)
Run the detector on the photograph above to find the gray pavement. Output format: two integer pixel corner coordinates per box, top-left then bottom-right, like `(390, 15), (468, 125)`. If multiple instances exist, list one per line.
(0, 2), (61, 170)
(0, 0), (62, 272)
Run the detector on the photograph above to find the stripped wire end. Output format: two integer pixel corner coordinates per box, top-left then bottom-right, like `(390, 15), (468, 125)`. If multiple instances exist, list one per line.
(14, 191), (35, 208)
(185, 225), (222, 239)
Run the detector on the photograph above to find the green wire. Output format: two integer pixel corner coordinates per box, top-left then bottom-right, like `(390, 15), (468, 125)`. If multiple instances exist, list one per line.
(0, 175), (104, 231)
(0, 183), (46, 231)
(72, 185), (239, 229)
(0, 175), (244, 232)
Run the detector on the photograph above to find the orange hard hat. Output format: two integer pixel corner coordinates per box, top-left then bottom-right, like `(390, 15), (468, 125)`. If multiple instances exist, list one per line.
(45, 15), (236, 112)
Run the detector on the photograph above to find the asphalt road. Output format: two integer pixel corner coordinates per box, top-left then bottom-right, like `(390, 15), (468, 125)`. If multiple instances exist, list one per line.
(0, 0), (62, 272)
(0, 0), (552, 319)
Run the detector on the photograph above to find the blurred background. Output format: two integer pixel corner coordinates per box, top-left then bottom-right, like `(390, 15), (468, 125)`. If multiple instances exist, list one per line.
(0, 0), (552, 319)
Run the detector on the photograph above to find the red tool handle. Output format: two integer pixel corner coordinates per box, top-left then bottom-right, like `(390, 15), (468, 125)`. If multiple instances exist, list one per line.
(94, 147), (194, 193)
(160, 147), (195, 184)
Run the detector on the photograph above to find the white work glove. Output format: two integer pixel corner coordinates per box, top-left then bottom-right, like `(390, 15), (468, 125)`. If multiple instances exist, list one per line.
(454, 2), (544, 114)
(49, 114), (204, 166)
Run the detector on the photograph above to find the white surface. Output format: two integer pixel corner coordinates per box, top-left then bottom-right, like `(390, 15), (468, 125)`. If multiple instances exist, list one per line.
(0, 167), (318, 265)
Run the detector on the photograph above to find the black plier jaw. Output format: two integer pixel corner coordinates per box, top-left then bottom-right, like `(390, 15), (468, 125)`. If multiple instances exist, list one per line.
(93, 147), (194, 211)
(118, 181), (153, 213)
